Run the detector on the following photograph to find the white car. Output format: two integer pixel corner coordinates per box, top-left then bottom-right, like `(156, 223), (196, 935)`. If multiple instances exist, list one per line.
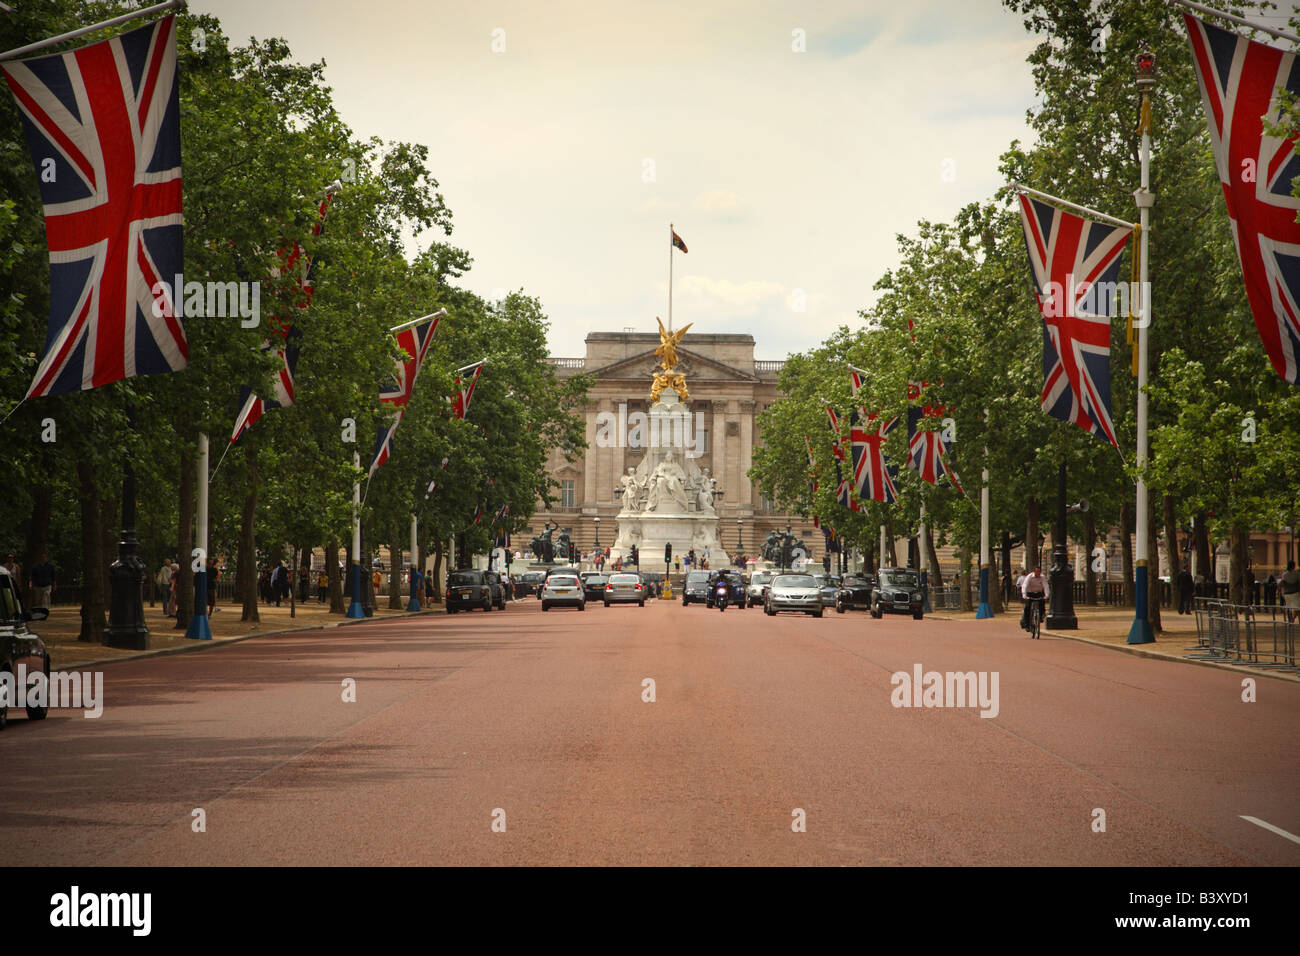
(541, 574), (585, 612)
(603, 572), (646, 606)
(747, 571), (774, 607)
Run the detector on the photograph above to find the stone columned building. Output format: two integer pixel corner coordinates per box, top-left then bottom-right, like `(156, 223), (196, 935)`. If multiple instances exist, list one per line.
(530, 331), (816, 564)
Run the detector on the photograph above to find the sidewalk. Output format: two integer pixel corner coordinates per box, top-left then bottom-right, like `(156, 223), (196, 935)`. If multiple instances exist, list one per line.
(35, 598), (442, 670)
(931, 605), (1300, 683)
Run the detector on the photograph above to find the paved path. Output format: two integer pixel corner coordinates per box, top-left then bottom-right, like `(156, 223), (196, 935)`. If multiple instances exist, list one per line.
(2, 597), (1296, 865)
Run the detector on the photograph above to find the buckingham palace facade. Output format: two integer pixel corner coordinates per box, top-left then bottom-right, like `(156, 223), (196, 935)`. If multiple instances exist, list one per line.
(530, 331), (816, 561)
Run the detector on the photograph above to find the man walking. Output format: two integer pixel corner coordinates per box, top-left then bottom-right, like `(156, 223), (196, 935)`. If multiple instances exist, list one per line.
(28, 552), (56, 611)
(1177, 566), (1195, 615)
(158, 558), (174, 617)
(1281, 561), (1300, 624)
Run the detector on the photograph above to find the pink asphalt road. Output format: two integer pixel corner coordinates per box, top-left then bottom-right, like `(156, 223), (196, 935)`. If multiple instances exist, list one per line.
(1, 597), (1297, 866)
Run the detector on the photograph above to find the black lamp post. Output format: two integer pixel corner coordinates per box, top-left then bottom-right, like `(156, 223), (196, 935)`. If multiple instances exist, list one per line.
(593, 516), (600, 550)
(736, 517), (743, 554)
(1047, 459), (1087, 630)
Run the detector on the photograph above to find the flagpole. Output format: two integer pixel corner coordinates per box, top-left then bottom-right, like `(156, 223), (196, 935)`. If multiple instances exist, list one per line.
(348, 451), (365, 618)
(1129, 50), (1157, 644)
(918, 499), (931, 612)
(668, 222), (674, 332)
(1009, 182), (1134, 231)
(977, 409), (993, 618)
(1170, 0), (1300, 46)
(185, 433), (213, 639)
(0, 0), (187, 60)
(390, 308), (447, 334)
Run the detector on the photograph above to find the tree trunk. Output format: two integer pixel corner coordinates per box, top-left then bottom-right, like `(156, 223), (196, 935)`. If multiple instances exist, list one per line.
(326, 537), (344, 613)
(289, 546), (297, 619)
(1084, 510), (1098, 605)
(924, 524), (942, 588)
(76, 459), (106, 643)
(1148, 502), (1163, 632)
(862, 538), (876, 575)
(1162, 493), (1181, 581)
(24, 484), (52, 588)
(1026, 497), (1040, 570)
(1120, 499), (1134, 606)
(959, 546), (972, 611)
(989, 544), (1004, 614)
(1194, 510), (1211, 592)
(100, 491), (117, 602)
(238, 454), (259, 622)
(1229, 527), (1248, 605)
(389, 538), (403, 609)
(431, 537), (444, 603)
(173, 448), (195, 631)
(884, 518), (898, 566)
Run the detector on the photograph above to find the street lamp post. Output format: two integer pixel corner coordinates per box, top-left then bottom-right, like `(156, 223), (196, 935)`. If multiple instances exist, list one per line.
(736, 517), (743, 559)
(1047, 459), (1079, 630)
(593, 516), (600, 550)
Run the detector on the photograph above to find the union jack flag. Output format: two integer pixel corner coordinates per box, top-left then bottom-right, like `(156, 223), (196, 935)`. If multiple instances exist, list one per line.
(368, 314), (441, 476)
(230, 188), (336, 443)
(804, 433), (820, 528)
(850, 408), (899, 504)
(827, 406), (863, 512)
(3, 16), (185, 398)
(1017, 192), (1131, 447)
(1184, 12), (1300, 385)
(906, 381), (962, 492)
(450, 363), (483, 419)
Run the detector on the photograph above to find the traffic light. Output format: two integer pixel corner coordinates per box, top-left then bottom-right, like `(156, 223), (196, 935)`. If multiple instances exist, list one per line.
(664, 543), (672, 564)
(630, 545), (639, 566)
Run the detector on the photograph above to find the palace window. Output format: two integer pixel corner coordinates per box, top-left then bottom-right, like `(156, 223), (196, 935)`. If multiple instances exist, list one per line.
(561, 480), (575, 509)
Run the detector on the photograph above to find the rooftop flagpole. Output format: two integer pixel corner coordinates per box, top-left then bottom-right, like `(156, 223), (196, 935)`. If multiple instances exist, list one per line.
(668, 222), (674, 333)
(0, 0), (187, 61)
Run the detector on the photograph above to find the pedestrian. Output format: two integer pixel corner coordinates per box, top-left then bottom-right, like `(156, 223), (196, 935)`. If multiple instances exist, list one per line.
(299, 564), (310, 604)
(1281, 561), (1300, 623)
(1177, 566), (1194, 615)
(157, 558), (174, 616)
(4, 553), (22, 592)
(410, 565), (423, 604)
(207, 557), (220, 614)
(1245, 565), (1257, 606)
(28, 552), (56, 611)
(169, 566), (180, 615)
(1264, 573), (1278, 607)
(317, 570), (329, 603)
(424, 570), (436, 608)
(271, 561), (289, 607)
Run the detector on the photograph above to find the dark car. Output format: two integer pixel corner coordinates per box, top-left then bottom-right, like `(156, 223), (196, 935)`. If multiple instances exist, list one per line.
(870, 568), (924, 620)
(445, 569), (505, 613)
(514, 571), (547, 597)
(835, 574), (875, 612)
(0, 566), (50, 729)
(811, 573), (841, 608)
(639, 572), (664, 598)
(704, 571), (747, 609)
(583, 574), (609, 602)
(681, 570), (712, 606)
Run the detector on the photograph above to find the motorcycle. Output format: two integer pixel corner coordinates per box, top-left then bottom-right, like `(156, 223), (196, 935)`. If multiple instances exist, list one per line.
(716, 581), (729, 612)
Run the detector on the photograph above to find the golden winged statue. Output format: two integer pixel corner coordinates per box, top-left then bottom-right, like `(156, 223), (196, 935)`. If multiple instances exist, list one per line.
(655, 317), (692, 371)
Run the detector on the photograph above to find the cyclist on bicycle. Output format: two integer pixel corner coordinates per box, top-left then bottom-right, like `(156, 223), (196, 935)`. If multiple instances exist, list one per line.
(1020, 564), (1049, 634)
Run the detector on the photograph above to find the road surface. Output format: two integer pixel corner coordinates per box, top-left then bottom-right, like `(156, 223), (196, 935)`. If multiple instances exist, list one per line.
(2, 596), (1297, 865)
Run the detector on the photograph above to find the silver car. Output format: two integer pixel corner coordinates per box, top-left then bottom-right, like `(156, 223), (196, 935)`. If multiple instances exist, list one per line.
(541, 574), (585, 611)
(603, 572), (647, 606)
(764, 573), (824, 618)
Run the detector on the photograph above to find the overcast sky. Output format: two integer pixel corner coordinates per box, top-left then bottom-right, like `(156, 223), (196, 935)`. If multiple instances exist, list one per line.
(199, 0), (1040, 359)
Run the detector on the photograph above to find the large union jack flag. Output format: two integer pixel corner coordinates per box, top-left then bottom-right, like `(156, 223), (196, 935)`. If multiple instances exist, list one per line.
(1018, 192), (1131, 447)
(850, 408), (899, 505)
(1184, 12), (1300, 385)
(906, 381), (962, 491)
(230, 189), (336, 444)
(826, 406), (863, 512)
(2, 16), (185, 398)
(368, 314), (441, 476)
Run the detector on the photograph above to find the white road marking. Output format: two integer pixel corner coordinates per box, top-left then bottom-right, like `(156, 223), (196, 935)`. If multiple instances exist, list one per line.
(1240, 816), (1300, 845)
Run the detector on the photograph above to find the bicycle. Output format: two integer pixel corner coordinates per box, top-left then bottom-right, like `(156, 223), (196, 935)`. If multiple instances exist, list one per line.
(1026, 595), (1045, 640)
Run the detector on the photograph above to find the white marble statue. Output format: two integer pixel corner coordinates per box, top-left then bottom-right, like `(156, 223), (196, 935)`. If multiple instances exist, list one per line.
(696, 467), (715, 514)
(645, 452), (689, 513)
(620, 468), (644, 513)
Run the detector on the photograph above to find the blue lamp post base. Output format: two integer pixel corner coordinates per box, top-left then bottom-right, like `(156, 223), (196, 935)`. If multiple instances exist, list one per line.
(1127, 564), (1155, 644)
(184, 569), (212, 640)
(976, 567), (993, 619)
(407, 568), (422, 612)
(347, 562), (366, 619)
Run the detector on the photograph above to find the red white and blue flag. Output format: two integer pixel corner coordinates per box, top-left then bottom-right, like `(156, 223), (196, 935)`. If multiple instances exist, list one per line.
(1017, 192), (1130, 447)
(229, 188), (336, 443)
(804, 433), (821, 528)
(368, 314), (441, 476)
(827, 406), (863, 512)
(850, 408), (899, 505)
(450, 362), (483, 419)
(906, 381), (962, 491)
(3, 16), (185, 398)
(1184, 12), (1300, 385)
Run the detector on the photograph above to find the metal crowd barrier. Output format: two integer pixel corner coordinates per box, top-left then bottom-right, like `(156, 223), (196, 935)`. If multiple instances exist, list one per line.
(1189, 598), (1297, 670)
